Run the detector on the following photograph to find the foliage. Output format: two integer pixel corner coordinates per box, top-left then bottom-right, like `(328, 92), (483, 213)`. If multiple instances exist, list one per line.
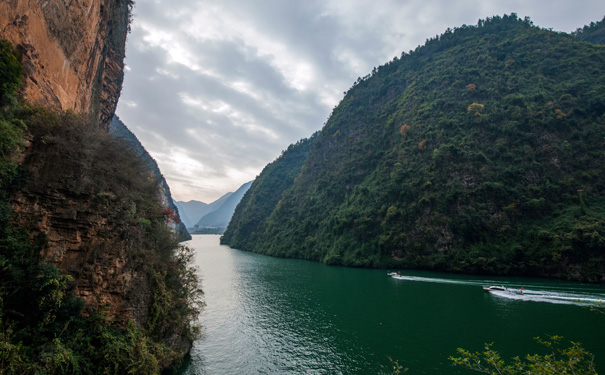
(223, 15), (605, 281)
(0, 40), (202, 373)
(0, 40), (23, 108)
(573, 15), (605, 45)
(221, 133), (318, 250)
(450, 336), (597, 375)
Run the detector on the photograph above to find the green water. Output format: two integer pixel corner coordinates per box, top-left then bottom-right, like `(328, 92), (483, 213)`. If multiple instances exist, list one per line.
(179, 235), (605, 374)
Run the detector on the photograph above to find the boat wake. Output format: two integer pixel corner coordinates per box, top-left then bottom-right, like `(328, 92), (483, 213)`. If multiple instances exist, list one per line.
(387, 273), (605, 306)
(487, 288), (604, 306)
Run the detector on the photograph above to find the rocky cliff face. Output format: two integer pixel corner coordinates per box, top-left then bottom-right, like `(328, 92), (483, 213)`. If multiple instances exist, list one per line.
(0, 1), (197, 370)
(0, 0), (130, 126)
(1, 0), (157, 323)
(9, 112), (156, 324)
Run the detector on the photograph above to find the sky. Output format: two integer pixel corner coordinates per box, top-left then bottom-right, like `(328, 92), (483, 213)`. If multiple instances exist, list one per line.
(115, 0), (604, 203)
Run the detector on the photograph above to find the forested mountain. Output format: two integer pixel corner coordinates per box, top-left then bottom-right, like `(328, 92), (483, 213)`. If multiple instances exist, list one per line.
(222, 14), (605, 282)
(573, 16), (605, 44)
(223, 136), (317, 245)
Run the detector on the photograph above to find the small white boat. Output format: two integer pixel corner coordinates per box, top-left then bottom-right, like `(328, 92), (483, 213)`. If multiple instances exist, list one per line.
(387, 271), (404, 279)
(483, 285), (524, 295)
(483, 285), (508, 292)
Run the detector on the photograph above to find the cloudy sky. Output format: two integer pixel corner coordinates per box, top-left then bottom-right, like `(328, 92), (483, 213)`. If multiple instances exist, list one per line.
(116, 0), (603, 203)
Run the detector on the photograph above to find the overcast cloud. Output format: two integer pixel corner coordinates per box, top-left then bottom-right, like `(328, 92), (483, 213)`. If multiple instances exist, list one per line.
(116, 0), (604, 202)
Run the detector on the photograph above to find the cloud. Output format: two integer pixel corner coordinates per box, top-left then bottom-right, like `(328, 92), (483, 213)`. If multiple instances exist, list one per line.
(116, 0), (604, 202)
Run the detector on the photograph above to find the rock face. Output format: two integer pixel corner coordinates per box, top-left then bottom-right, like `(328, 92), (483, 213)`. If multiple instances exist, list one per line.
(11, 188), (153, 323)
(0, 0), (130, 126)
(1, 0), (152, 323)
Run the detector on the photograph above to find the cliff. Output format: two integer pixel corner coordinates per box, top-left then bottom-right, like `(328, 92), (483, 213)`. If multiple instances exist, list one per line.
(0, 1), (200, 372)
(0, 0), (131, 126)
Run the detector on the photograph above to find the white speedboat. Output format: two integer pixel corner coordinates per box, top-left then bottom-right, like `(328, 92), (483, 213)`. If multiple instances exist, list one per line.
(483, 285), (507, 292)
(483, 285), (524, 295)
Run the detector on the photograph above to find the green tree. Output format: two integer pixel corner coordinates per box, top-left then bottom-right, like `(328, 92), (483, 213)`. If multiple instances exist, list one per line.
(450, 336), (597, 375)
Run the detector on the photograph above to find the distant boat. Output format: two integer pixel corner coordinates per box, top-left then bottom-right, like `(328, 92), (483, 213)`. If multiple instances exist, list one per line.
(483, 285), (524, 295)
(483, 285), (508, 292)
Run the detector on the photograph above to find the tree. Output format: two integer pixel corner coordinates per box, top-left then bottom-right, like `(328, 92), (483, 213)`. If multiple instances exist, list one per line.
(450, 336), (597, 375)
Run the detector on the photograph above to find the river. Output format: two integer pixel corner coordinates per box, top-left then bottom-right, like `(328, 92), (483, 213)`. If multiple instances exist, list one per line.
(178, 235), (605, 375)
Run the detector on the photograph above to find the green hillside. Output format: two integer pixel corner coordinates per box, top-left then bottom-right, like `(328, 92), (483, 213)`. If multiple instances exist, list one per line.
(573, 16), (605, 45)
(222, 135), (316, 246)
(222, 14), (605, 282)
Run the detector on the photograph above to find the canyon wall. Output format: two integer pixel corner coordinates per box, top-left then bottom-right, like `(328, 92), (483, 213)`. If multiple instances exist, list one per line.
(0, 0), (130, 126)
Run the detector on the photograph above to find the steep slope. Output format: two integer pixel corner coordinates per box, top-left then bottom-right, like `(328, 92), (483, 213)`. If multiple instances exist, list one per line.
(223, 15), (605, 282)
(222, 135), (317, 247)
(109, 115), (191, 241)
(194, 181), (252, 232)
(0, 1), (201, 372)
(0, 0), (132, 126)
(174, 200), (195, 228)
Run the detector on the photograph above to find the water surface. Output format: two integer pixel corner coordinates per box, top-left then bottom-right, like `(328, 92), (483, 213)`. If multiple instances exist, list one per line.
(179, 235), (605, 374)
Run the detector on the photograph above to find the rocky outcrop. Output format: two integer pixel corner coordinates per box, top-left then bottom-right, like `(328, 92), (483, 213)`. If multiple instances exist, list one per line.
(11, 189), (153, 323)
(8, 113), (161, 324)
(0, 0), (130, 127)
(1, 1), (196, 369)
(1, 0), (152, 324)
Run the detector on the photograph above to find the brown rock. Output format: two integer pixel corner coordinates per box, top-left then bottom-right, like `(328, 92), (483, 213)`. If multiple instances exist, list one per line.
(0, 0), (129, 127)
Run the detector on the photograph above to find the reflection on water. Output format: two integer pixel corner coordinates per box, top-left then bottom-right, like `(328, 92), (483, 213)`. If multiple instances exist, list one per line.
(180, 235), (605, 375)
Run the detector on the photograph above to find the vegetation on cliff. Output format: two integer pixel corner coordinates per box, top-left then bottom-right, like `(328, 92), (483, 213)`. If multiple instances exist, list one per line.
(0, 41), (201, 374)
(223, 14), (605, 282)
(109, 115), (191, 241)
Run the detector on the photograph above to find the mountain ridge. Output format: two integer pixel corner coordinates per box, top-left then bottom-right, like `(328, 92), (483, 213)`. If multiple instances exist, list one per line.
(194, 181), (253, 233)
(223, 14), (605, 282)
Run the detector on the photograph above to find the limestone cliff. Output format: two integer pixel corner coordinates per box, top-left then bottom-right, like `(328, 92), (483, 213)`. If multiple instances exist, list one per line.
(0, 0), (130, 126)
(0, 1), (198, 371)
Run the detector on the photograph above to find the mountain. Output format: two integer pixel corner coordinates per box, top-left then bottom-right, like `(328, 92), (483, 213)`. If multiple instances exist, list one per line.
(0, 1), (199, 371)
(222, 137), (317, 245)
(223, 14), (605, 282)
(176, 193), (233, 228)
(573, 15), (605, 45)
(109, 115), (191, 241)
(174, 200), (195, 228)
(193, 181), (253, 233)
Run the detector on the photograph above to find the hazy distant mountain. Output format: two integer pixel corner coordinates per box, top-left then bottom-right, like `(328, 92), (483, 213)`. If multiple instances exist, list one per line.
(109, 116), (191, 241)
(174, 200), (209, 228)
(176, 193), (233, 229)
(193, 181), (252, 233)
(173, 201), (193, 228)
